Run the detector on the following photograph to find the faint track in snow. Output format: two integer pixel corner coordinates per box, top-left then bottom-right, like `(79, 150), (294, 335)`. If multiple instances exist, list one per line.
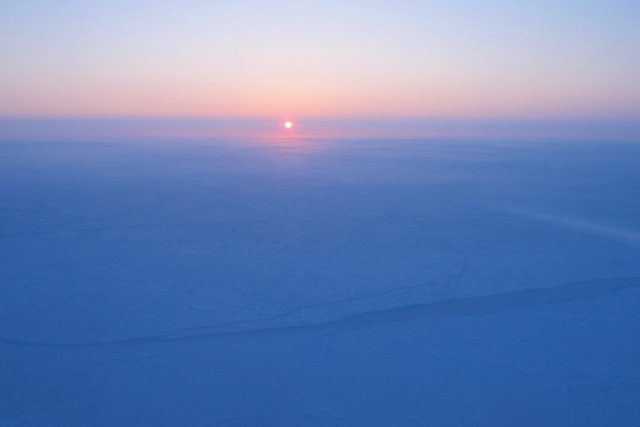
(496, 206), (640, 247)
(1, 277), (638, 348)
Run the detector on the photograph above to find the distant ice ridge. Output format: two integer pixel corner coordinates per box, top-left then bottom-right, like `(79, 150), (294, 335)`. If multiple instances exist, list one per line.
(2, 277), (638, 348)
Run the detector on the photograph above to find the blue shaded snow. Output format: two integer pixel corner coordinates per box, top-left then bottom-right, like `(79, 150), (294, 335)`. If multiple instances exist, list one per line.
(1, 136), (639, 425)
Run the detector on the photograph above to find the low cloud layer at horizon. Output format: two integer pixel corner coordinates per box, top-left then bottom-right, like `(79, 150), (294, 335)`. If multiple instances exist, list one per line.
(1, 0), (639, 120)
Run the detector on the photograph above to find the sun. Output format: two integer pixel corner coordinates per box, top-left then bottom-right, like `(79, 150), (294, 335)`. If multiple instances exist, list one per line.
(284, 121), (293, 129)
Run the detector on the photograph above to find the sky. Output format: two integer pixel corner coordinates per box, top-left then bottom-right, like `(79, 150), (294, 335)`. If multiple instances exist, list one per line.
(1, 0), (639, 121)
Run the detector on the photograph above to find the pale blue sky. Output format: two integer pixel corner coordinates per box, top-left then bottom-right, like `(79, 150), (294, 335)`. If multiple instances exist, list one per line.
(1, 0), (639, 119)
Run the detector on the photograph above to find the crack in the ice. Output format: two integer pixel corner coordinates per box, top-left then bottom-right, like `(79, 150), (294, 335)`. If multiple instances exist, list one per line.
(1, 277), (638, 348)
(170, 276), (451, 338)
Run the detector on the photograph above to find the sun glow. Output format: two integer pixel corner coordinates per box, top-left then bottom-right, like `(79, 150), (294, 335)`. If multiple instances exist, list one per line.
(284, 121), (293, 129)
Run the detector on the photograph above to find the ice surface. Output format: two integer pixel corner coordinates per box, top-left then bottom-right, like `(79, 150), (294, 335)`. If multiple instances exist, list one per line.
(1, 136), (639, 425)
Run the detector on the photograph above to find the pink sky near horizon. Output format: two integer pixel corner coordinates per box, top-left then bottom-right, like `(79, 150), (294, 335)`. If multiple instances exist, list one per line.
(3, 62), (638, 120)
(1, 1), (639, 122)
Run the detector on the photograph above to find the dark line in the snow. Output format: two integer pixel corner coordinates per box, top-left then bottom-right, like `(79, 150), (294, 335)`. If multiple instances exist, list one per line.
(1, 277), (638, 348)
